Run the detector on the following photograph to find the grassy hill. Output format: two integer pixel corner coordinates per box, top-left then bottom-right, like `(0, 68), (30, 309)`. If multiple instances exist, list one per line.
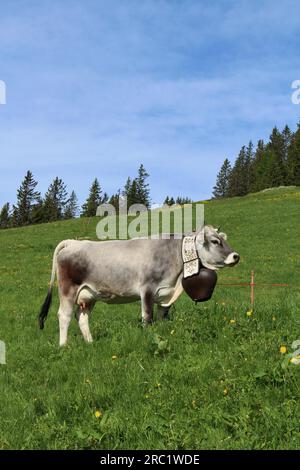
(1, 186), (300, 449)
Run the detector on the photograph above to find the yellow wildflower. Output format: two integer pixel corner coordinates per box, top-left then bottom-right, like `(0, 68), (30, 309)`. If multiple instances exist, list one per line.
(280, 346), (287, 354)
(95, 410), (102, 419)
(229, 319), (236, 324)
(112, 355), (118, 360)
(246, 310), (253, 317)
(223, 388), (228, 396)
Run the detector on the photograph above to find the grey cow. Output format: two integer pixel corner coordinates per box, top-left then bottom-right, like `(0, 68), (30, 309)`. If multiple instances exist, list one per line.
(39, 225), (239, 346)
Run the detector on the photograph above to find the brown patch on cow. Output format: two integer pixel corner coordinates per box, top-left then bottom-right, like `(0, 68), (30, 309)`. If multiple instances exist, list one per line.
(58, 260), (88, 296)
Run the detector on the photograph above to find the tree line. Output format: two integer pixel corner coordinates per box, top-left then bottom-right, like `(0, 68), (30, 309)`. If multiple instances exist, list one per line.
(212, 123), (300, 198)
(163, 196), (192, 205)
(0, 164), (149, 229)
(0, 162), (193, 229)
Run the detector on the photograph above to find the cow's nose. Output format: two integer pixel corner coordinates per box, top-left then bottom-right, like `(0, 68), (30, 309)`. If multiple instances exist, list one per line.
(232, 253), (240, 262)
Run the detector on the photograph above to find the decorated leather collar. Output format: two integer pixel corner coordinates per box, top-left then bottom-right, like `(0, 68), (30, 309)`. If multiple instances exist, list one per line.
(181, 234), (202, 278)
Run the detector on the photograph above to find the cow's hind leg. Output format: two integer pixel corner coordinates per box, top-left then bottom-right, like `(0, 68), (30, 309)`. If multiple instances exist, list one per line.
(141, 290), (154, 326)
(58, 298), (74, 347)
(157, 305), (170, 320)
(75, 302), (94, 343)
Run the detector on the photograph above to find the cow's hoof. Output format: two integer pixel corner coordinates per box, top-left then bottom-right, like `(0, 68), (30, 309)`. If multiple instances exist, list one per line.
(141, 320), (153, 328)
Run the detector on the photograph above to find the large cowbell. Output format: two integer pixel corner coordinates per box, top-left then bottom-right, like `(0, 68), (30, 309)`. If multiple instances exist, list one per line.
(182, 268), (217, 302)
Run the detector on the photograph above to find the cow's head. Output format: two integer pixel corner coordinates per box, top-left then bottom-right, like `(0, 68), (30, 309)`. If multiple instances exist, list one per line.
(195, 225), (240, 270)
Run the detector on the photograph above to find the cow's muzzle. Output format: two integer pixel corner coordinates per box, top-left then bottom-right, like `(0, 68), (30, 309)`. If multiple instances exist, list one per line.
(224, 252), (240, 266)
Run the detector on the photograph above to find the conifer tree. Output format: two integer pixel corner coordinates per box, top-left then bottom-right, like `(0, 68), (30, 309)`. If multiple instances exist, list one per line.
(43, 177), (68, 222)
(287, 124), (300, 185)
(30, 197), (44, 225)
(282, 125), (293, 164)
(212, 158), (232, 198)
(109, 190), (121, 212)
(244, 141), (255, 193)
(122, 165), (151, 208)
(64, 190), (78, 219)
(136, 164), (150, 208)
(127, 179), (140, 207)
(267, 127), (286, 186)
(250, 140), (268, 192)
(123, 177), (132, 198)
(13, 170), (40, 226)
(81, 178), (103, 217)
(0, 202), (10, 229)
(227, 147), (248, 197)
(102, 192), (109, 204)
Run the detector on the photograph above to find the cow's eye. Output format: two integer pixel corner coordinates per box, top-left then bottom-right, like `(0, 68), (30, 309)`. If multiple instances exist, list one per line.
(211, 239), (219, 245)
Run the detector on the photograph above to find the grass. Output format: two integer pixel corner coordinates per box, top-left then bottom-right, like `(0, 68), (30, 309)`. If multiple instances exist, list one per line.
(1, 186), (300, 449)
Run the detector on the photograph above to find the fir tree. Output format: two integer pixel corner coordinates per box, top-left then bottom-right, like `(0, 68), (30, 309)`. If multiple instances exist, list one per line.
(64, 190), (78, 219)
(267, 127), (286, 186)
(43, 177), (68, 222)
(109, 190), (121, 212)
(122, 165), (151, 208)
(244, 141), (255, 193)
(282, 125), (293, 164)
(30, 197), (44, 225)
(250, 140), (268, 192)
(13, 171), (40, 226)
(287, 124), (300, 185)
(123, 177), (132, 199)
(102, 192), (109, 204)
(136, 164), (150, 208)
(212, 158), (232, 198)
(0, 202), (10, 229)
(127, 179), (140, 207)
(227, 147), (248, 197)
(81, 178), (103, 217)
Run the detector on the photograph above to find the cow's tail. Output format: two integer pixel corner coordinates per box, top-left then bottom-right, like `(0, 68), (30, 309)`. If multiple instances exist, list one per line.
(38, 240), (69, 330)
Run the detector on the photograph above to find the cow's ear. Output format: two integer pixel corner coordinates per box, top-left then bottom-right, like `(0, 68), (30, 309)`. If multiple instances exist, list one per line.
(203, 226), (210, 242)
(219, 232), (227, 240)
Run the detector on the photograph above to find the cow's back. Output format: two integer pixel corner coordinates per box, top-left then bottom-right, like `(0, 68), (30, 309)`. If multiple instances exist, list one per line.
(57, 237), (183, 298)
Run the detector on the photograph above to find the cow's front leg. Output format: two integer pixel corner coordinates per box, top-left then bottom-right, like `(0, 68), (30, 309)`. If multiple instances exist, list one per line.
(141, 290), (154, 326)
(75, 303), (94, 343)
(157, 305), (170, 320)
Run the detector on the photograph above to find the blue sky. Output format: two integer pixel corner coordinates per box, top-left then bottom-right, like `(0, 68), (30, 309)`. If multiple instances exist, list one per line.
(0, 0), (300, 206)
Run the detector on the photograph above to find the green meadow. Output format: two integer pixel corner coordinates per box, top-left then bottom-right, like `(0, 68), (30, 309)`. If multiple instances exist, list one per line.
(1, 186), (300, 449)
